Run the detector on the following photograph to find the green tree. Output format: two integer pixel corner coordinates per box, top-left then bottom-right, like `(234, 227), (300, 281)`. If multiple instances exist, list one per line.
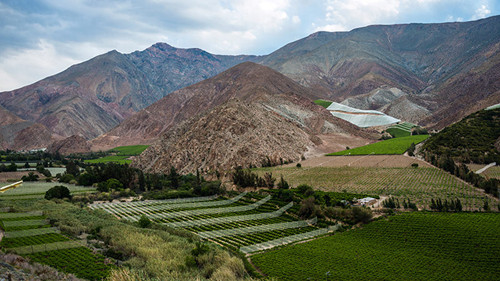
(277, 175), (289, 189)
(45, 185), (71, 200)
(168, 166), (179, 189)
(21, 172), (39, 182)
(106, 178), (123, 191)
(138, 215), (152, 228)
(66, 160), (79, 176)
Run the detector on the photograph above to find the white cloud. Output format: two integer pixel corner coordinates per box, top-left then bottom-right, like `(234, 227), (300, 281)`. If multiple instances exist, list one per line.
(472, 5), (491, 20)
(0, 40), (78, 91)
(314, 0), (401, 32)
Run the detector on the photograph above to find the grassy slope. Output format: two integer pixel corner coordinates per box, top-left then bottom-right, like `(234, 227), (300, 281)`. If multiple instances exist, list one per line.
(327, 135), (429, 155)
(252, 212), (500, 281)
(313, 99), (333, 108)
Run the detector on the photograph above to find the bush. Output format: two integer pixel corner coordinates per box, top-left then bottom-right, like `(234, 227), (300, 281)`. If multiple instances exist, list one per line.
(298, 197), (319, 219)
(45, 185), (71, 200)
(21, 172), (39, 182)
(138, 215), (152, 228)
(296, 163), (302, 168)
(59, 173), (75, 183)
(277, 176), (289, 189)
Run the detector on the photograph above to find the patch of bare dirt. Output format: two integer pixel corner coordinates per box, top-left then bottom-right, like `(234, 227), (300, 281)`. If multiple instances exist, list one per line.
(305, 134), (375, 158)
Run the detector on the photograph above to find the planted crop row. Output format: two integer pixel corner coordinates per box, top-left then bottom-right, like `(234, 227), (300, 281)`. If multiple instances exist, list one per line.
(185, 216), (294, 232)
(2, 219), (48, 230)
(124, 195), (272, 222)
(241, 225), (338, 254)
(212, 226), (320, 250)
(90, 194), (218, 210)
(1, 233), (69, 248)
(0, 211), (42, 219)
(251, 213), (500, 281)
(166, 202), (294, 228)
(27, 247), (114, 281)
(101, 193), (249, 219)
(198, 218), (316, 239)
(100, 194), (254, 220)
(5, 227), (59, 238)
(256, 166), (492, 210)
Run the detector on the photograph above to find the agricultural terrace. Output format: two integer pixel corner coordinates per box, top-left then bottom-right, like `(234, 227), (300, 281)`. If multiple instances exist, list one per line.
(251, 212), (500, 281)
(91, 192), (344, 253)
(84, 144), (149, 164)
(0, 211), (113, 280)
(0, 182), (96, 200)
(327, 135), (429, 156)
(386, 122), (416, 138)
(253, 165), (495, 210)
(467, 164), (500, 180)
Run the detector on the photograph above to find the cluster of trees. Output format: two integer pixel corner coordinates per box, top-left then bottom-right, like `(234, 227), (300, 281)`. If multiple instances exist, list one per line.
(297, 196), (373, 224)
(60, 161), (222, 199)
(425, 153), (499, 197)
(0, 162), (18, 172)
(430, 198), (463, 212)
(231, 167), (289, 189)
(422, 108), (500, 164)
(383, 197), (418, 211)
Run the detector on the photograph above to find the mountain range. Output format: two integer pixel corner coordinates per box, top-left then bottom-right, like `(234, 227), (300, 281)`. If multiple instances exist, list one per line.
(1, 16), (500, 159)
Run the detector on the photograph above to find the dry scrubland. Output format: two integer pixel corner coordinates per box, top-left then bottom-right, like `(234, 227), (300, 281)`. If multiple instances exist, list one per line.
(256, 156), (496, 210)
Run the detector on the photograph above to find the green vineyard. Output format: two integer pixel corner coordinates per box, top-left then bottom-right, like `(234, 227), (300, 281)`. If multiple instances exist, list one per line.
(252, 212), (500, 280)
(254, 166), (495, 210)
(0, 211), (114, 280)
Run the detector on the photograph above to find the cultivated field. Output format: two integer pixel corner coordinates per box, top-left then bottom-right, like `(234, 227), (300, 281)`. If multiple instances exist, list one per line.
(91, 193), (340, 254)
(84, 144), (149, 164)
(467, 164), (500, 179)
(254, 165), (494, 210)
(286, 155), (432, 168)
(251, 212), (500, 281)
(0, 182), (96, 200)
(327, 135), (429, 156)
(0, 211), (113, 280)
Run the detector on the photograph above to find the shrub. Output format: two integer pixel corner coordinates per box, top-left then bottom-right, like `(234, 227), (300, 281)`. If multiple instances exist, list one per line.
(296, 163), (302, 168)
(277, 176), (289, 189)
(45, 185), (71, 200)
(21, 172), (39, 182)
(138, 215), (152, 228)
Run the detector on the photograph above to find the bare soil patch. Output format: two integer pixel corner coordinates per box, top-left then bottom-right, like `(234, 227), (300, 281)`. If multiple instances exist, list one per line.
(0, 171), (42, 182)
(305, 134), (374, 158)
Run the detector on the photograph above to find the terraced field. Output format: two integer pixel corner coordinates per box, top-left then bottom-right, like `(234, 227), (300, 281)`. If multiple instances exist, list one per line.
(0, 182), (96, 200)
(252, 212), (500, 281)
(0, 211), (113, 280)
(91, 193), (339, 253)
(254, 166), (494, 210)
(386, 122), (416, 138)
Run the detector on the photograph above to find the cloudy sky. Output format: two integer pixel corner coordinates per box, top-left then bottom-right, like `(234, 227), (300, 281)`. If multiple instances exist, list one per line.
(0, 0), (498, 91)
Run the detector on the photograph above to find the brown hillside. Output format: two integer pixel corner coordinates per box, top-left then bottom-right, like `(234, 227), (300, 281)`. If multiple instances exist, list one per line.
(92, 62), (358, 150)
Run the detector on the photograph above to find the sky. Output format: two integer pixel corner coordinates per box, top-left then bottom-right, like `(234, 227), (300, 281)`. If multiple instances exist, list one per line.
(0, 0), (498, 91)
